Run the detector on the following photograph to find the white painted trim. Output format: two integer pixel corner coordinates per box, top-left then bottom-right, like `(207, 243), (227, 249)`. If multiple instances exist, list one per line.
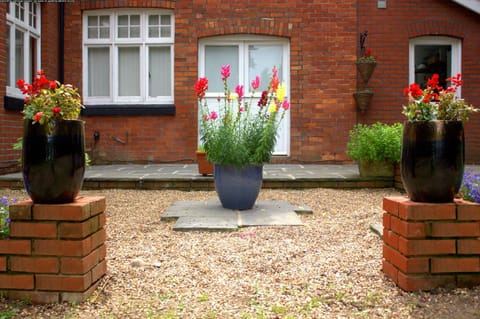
(451, 0), (480, 14)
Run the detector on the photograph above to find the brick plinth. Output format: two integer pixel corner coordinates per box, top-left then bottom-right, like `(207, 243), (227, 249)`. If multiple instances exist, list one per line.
(382, 196), (480, 291)
(0, 196), (107, 304)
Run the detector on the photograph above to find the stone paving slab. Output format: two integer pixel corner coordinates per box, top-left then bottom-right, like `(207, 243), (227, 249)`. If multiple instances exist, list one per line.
(163, 198), (311, 231)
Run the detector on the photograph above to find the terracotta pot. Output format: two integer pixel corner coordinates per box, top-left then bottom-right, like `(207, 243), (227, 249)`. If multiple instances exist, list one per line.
(196, 151), (214, 175)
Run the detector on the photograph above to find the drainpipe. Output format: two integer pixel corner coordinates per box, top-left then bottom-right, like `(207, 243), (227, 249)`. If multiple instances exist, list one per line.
(58, 3), (64, 83)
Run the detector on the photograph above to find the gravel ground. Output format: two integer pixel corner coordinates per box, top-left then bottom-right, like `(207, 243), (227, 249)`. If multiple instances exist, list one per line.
(1, 187), (480, 319)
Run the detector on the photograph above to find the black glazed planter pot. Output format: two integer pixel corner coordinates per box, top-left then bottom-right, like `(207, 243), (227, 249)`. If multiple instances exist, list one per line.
(401, 120), (464, 203)
(22, 119), (86, 204)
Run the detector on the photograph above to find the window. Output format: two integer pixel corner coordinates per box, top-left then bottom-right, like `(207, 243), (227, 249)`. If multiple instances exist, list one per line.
(83, 9), (174, 105)
(409, 37), (461, 91)
(6, 2), (41, 98)
(198, 36), (290, 155)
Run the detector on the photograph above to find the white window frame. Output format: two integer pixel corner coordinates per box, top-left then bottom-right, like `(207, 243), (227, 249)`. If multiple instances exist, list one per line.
(409, 36), (462, 95)
(6, 2), (41, 98)
(82, 9), (174, 105)
(198, 35), (290, 156)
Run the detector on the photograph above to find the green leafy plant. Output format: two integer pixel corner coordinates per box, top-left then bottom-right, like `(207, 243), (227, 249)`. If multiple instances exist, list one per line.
(357, 47), (376, 63)
(346, 122), (403, 162)
(195, 65), (289, 167)
(17, 69), (84, 134)
(403, 73), (478, 121)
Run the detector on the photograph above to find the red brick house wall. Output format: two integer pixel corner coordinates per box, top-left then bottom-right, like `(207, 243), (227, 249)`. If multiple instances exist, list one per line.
(358, 0), (480, 163)
(0, 1), (478, 169)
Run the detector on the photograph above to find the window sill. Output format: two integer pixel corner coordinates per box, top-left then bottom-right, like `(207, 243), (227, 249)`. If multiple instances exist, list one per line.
(81, 104), (175, 116)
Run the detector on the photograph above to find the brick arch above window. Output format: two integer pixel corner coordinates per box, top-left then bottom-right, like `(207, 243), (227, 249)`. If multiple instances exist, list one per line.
(406, 20), (465, 39)
(80, 0), (175, 10)
(195, 18), (294, 39)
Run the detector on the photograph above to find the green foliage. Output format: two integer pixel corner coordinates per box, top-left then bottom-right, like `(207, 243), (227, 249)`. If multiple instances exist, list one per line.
(346, 122), (403, 162)
(197, 65), (289, 168)
(17, 70), (84, 135)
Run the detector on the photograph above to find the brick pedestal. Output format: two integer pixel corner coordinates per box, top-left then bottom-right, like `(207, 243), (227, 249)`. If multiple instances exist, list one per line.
(382, 196), (480, 291)
(0, 196), (107, 303)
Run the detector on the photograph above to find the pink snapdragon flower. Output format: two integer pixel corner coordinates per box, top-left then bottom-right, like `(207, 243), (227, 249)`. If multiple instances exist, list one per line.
(221, 65), (231, 81)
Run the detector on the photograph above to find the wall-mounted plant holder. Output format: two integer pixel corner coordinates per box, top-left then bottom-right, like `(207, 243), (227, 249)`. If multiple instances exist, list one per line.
(353, 88), (373, 113)
(356, 60), (377, 84)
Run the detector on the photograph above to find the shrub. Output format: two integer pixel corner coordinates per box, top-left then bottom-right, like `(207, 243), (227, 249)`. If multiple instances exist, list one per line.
(346, 122), (403, 162)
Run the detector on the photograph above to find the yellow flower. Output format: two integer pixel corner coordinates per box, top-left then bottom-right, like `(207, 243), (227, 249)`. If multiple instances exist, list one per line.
(268, 101), (277, 113)
(229, 93), (238, 101)
(276, 82), (286, 103)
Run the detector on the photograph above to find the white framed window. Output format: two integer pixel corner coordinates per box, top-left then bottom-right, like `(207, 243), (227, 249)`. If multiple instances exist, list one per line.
(198, 35), (290, 155)
(6, 2), (41, 98)
(83, 9), (174, 105)
(409, 36), (462, 93)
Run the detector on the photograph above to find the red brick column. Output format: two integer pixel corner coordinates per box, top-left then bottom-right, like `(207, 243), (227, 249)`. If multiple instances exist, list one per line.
(0, 196), (107, 303)
(382, 196), (480, 291)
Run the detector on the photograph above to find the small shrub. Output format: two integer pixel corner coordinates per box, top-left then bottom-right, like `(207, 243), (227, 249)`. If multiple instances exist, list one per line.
(461, 171), (480, 203)
(346, 122), (403, 162)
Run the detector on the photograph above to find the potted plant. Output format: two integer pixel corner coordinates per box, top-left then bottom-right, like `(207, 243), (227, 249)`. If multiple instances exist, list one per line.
(401, 73), (478, 202)
(196, 144), (214, 176)
(346, 122), (403, 177)
(195, 65), (289, 210)
(17, 70), (85, 204)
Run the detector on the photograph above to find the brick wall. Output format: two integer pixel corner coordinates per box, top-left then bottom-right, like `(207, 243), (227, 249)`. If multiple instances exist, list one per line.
(358, 0), (480, 163)
(382, 196), (480, 291)
(63, 0), (358, 164)
(0, 196), (107, 303)
(1, 1), (479, 167)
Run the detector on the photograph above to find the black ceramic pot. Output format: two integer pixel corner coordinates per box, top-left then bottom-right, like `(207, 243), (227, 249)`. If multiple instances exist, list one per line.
(214, 164), (263, 210)
(22, 119), (86, 204)
(401, 120), (464, 203)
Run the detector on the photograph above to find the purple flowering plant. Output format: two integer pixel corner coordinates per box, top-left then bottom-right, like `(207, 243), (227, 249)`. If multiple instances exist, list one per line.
(460, 171), (480, 203)
(0, 196), (15, 239)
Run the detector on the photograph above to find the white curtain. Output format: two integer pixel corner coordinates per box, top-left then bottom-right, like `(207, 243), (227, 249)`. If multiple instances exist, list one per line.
(248, 44), (283, 92)
(205, 45), (239, 92)
(149, 46), (171, 97)
(118, 47), (140, 96)
(88, 47), (110, 97)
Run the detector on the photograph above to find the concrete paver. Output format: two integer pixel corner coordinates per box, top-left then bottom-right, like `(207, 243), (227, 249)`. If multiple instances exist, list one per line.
(164, 198), (310, 231)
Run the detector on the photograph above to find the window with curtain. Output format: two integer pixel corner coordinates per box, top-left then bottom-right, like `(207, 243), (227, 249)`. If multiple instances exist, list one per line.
(83, 9), (174, 105)
(198, 36), (290, 155)
(6, 2), (40, 98)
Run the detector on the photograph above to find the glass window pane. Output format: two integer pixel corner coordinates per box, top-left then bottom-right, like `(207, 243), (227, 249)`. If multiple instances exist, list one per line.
(205, 45), (239, 92)
(248, 44), (283, 91)
(118, 47), (140, 96)
(6, 25), (10, 86)
(99, 16), (110, 38)
(130, 26), (140, 38)
(161, 15), (171, 25)
(414, 45), (451, 89)
(149, 47), (171, 97)
(88, 47), (110, 97)
(30, 36), (37, 82)
(88, 16), (98, 27)
(130, 15), (140, 26)
(149, 15), (159, 26)
(118, 15), (128, 26)
(15, 29), (24, 84)
(149, 27), (159, 38)
(160, 26), (171, 38)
